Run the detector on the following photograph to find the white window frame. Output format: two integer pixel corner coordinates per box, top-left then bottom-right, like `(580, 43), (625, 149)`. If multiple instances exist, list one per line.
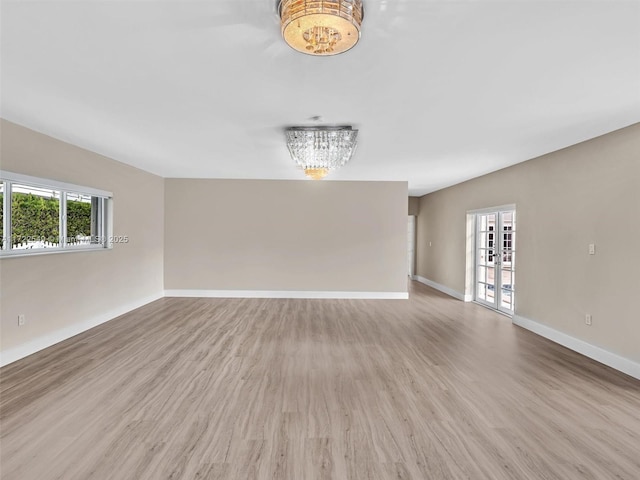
(0, 171), (113, 258)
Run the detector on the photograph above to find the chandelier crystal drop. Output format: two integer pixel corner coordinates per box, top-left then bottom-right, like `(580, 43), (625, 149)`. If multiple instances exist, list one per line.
(285, 126), (358, 180)
(279, 0), (364, 56)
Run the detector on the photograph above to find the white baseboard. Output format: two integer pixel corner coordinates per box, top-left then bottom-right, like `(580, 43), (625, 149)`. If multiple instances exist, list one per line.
(413, 275), (468, 302)
(0, 292), (164, 367)
(513, 315), (640, 381)
(164, 289), (409, 300)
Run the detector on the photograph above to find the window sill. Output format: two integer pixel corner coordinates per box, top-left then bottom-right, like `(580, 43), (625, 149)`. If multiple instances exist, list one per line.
(0, 246), (113, 259)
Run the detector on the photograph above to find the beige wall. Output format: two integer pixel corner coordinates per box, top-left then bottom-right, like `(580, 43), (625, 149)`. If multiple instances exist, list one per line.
(408, 196), (420, 216)
(165, 179), (408, 293)
(416, 123), (640, 363)
(0, 120), (164, 355)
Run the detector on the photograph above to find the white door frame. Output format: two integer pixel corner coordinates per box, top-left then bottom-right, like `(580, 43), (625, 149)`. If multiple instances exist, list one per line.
(468, 205), (516, 315)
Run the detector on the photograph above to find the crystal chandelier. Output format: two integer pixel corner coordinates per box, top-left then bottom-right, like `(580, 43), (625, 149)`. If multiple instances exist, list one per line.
(279, 0), (364, 56)
(285, 126), (358, 180)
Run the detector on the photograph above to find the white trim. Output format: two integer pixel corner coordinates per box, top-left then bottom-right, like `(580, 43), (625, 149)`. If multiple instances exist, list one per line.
(0, 292), (164, 367)
(2, 181), (11, 251)
(413, 275), (468, 302)
(60, 192), (68, 248)
(0, 170), (112, 198)
(513, 314), (640, 381)
(0, 245), (111, 259)
(164, 289), (409, 300)
(464, 213), (476, 302)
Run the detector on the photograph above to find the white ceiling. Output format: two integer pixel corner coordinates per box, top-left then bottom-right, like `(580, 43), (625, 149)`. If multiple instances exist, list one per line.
(1, 0), (639, 195)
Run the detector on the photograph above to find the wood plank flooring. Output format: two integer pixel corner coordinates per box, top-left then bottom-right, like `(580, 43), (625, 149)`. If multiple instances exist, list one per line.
(1, 281), (639, 479)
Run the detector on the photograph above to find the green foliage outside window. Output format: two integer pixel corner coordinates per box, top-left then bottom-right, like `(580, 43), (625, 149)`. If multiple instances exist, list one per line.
(12, 193), (60, 244)
(9, 193), (91, 245)
(67, 199), (92, 241)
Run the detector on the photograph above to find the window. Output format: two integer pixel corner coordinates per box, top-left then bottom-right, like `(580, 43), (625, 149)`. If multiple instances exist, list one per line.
(66, 192), (108, 246)
(0, 171), (112, 256)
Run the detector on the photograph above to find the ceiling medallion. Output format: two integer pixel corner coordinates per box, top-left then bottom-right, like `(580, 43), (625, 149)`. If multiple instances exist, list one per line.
(279, 0), (364, 56)
(285, 126), (359, 180)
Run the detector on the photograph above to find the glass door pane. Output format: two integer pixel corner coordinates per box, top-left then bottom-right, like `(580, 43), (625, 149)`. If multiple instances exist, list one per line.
(476, 213), (497, 308)
(498, 210), (516, 314)
(475, 209), (516, 314)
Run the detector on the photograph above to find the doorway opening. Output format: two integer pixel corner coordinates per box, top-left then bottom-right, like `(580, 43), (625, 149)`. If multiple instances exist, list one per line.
(471, 207), (516, 315)
(408, 215), (416, 278)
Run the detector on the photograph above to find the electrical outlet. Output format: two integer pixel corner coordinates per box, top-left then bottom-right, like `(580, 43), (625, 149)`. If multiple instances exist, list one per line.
(18, 314), (26, 326)
(429, 242), (432, 247)
(589, 244), (596, 255)
(585, 314), (592, 326)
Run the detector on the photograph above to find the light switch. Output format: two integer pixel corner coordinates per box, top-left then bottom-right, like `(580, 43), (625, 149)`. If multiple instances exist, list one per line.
(588, 244), (596, 255)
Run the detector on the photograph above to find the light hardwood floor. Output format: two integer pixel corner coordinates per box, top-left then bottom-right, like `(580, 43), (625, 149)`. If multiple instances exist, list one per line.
(1, 282), (639, 480)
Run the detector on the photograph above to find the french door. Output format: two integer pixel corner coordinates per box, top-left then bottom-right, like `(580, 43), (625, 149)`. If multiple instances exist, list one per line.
(475, 209), (516, 314)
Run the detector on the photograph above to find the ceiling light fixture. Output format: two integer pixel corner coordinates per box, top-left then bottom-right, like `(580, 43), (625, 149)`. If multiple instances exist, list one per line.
(285, 126), (358, 180)
(279, 0), (364, 56)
